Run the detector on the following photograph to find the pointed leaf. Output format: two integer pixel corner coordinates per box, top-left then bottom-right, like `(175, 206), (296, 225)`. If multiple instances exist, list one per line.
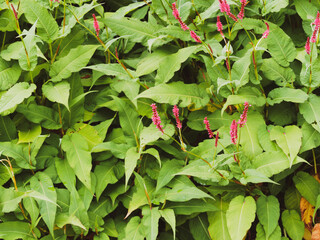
(281, 210), (304, 240)
(142, 206), (161, 240)
(293, 171), (320, 205)
(267, 88), (308, 105)
(42, 81), (70, 110)
(160, 209), (176, 240)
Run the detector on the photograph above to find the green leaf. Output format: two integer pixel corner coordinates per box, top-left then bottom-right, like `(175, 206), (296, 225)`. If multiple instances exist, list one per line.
(0, 142), (31, 169)
(299, 94), (320, 132)
(55, 158), (76, 192)
(189, 214), (211, 240)
(73, 123), (103, 150)
(226, 195), (256, 240)
(61, 133), (92, 191)
(23, 197), (39, 229)
(256, 195), (280, 238)
(156, 160), (183, 191)
(240, 111), (265, 158)
(49, 45), (99, 82)
(232, 52), (251, 88)
(267, 88), (308, 105)
(300, 122), (320, 153)
(85, 64), (135, 81)
(143, 148), (161, 167)
(166, 199), (218, 215)
(141, 206), (161, 240)
(94, 160), (124, 201)
(56, 213), (87, 230)
(30, 172), (57, 235)
(16, 104), (61, 130)
(284, 187), (301, 212)
(18, 124), (41, 143)
(160, 209), (176, 240)
(256, 223), (282, 240)
(294, 0), (318, 20)
(0, 57), (21, 91)
(0, 116), (17, 141)
(300, 57), (320, 88)
(265, 22), (296, 67)
(0, 187), (24, 213)
(262, 0), (288, 15)
(270, 126), (302, 166)
(293, 171), (320, 205)
(281, 210), (304, 240)
(124, 216), (145, 240)
(0, 222), (36, 239)
(42, 81), (70, 110)
(21, 0), (59, 42)
(0, 83), (36, 116)
(103, 17), (160, 45)
(261, 58), (295, 87)
(136, 82), (209, 108)
(155, 46), (199, 84)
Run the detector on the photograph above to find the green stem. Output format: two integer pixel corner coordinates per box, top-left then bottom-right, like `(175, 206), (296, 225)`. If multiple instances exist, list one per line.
(1, 31), (6, 51)
(312, 148), (317, 175)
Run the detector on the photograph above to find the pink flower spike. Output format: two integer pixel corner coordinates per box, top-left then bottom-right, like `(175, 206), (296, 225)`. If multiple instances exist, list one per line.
(218, 0), (227, 13)
(190, 30), (201, 43)
(204, 117), (214, 138)
(215, 131), (219, 147)
(230, 120), (238, 145)
(92, 14), (100, 37)
(173, 105), (182, 129)
(262, 22), (269, 39)
(216, 16), (224, 37)
(172, 2), (180, 19)
(11, 4), (18, 20)
(305, 37), (311, 55)
(238, 101), (250, 128)
(237, 0), (246, 20)
(151, 104), (164, 134)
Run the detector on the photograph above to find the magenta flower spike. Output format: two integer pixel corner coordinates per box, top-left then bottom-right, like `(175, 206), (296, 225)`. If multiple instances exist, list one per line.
(92, 14), (100, 36)
(237, 0), (246, 20)
(216, 16), (224, 37)
(172, 2), (189, 31)
(311, 12), (320, 43)
(190, 30), (201, 43)
(204, 117), (214, 138)
(230, 120), (238, 145)
(262, 22), (270, 39)
(173, 105), (182, 129)
(305, 37), (311, 55)
(215, 131), (219, 147)
(151, 104), (164, 134)
(238, 102), (249, 128)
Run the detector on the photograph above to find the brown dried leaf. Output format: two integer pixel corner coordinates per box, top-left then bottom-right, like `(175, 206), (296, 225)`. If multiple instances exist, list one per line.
(301, 197), (315, 229)
(311, 223), (320, 240)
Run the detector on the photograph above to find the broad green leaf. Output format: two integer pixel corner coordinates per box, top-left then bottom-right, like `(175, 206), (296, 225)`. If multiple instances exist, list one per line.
(160, 209), (176, 240)
(141, 206), (161, 240)
(56, 213), (87, 230)
(300, 58), (320, 88)
(156, 160), (183, 191)
(93, 117), (115, 140)
(0, 222), (37, 239)
(256, 223), (282, 240)
(114, 2), (147, 17)
(73, 123), (103, 150)
(0, 9), (16, 32)
(300, 122), (320, 153)
(241, 169), (276, 184)
(18, 124), (41, 143)
(55, 158), (76, 192)
(240, 111), (265, 158)
(256, 195), (280, 238)
(166, 199), (218, 215)
(61, 133), (92, 191)
(94, 160), (124, 201)
(0, 83), (36, 116)
(0, 57), (21, 91)
(103, 17), (160, 45)
(23, 197), (39, 229)
(267, 88), (308, 105)
(281, 210), (304, 240)
(261, 58), (295, 87)
(221, 87), (266, 114)
(0, 142), (31, 169)
(136, 82), (209, 108)
(30, 172), (57, 235)
(124, 216), (145, 240)
(284, 187), (301, 212)
(293, 171), (320, 205)
(208, 198), (231, 240)
(42, 81), (70, 110)
(262, 0), (288, 15)
(143, 148), (161, 167)
(232, 52), (251, 89)
(299, 94), (320, 132)
(17, 104), (61, 130)
(253, 151), (306, 178)
(189, 214), (211, 240)
(155, 46), (199, 84)
(233, 18), (266, 34)
(270, 126), (302, 166)
(294, 0), (318, 20)
(49, 45), (99, 82)
(0, 116), (17, 141)
(265, 22), (296, 67)
(21, 0), (59, 42)
(0, 187), (24, 213)
(226, 195), (256, 240)
(85, 64), (135, 81)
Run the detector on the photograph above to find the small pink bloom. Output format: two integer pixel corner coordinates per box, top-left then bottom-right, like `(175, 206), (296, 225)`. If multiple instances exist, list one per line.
(172, 2), (189, 31)
(262, 22), (269, 39)
(230, 120), (238, 145)
(237, 0), (246, 20)
(216, 16), (224, 37)
(11, 4), (18, 20)
(305, 37), (311, 55)
(92, 14), (100, 36)
(178, 19), (189, 31)
(173, 105), (182, 129)
(204, 117), (214, 138)
(190, 30), (201, 43)
(151, 104), (164, 134)
(215, 131), (219, 147)
(311, 30), (317, 43)
(238, 101), (249, 128)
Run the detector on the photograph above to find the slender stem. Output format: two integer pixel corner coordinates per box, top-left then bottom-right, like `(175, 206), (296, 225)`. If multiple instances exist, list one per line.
(312, 148), (317, 175)
(48, 42), (53, 60)
(57, 103), (65, 136)
(1, 31), (6, 51)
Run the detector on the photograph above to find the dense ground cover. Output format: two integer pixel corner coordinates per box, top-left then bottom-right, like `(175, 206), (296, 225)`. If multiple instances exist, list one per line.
(1, 0), (320, 239)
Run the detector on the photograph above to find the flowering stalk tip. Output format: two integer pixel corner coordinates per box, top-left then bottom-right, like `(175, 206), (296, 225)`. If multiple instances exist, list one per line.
(230, 120), (238, 145)
(262, 22), (270, 39)
(204, 117), (214, 138)
(172, 2), (189, 31)
(305, 37), (311, 55)
(92, 14), (100, 37)
(151, 103), (164, 134)
(311, 11), (320, 43)
(237, 0), (246, 20)
(215, 131), (219, 147)
(216, 16), (224, 37)
(173, 105), (182, 129)
(190, 30), (202, 43)
(238, 101), (249, 128)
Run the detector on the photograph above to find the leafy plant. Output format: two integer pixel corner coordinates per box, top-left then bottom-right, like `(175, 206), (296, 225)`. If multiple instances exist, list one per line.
(1, 0), (320, 239)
